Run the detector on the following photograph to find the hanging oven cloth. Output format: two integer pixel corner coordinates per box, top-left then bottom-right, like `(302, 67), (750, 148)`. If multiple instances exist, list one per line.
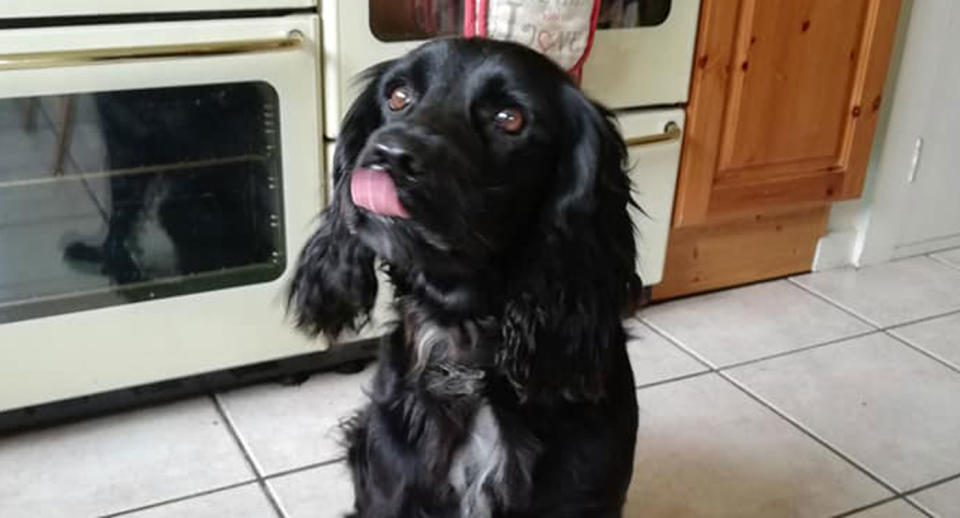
(462, 0), (602, 80)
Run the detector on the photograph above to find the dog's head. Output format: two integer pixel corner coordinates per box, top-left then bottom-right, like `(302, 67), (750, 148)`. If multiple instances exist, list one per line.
(291, 38), (640, 401)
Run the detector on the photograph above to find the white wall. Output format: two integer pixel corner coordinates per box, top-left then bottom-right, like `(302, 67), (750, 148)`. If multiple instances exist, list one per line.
(815, 0), (960, 269)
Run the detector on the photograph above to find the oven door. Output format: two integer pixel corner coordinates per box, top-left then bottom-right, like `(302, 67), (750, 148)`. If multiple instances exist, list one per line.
(0, 0), (316, 19)
(620, 108), (685, 286)
(0, 15), (324, 412)
(321, 0), (699, 137)
(582, 1), (700, 109)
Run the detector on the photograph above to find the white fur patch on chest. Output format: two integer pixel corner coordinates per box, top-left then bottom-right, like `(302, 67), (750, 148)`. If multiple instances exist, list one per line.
(411, 321), (453, 375)
(449, 404), (509, 518)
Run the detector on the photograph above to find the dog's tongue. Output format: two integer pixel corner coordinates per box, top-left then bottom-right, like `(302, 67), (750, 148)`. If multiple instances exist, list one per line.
(350, 167), (410, 219)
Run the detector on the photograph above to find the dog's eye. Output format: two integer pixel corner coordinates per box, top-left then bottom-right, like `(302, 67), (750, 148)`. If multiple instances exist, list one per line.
(387, 86), (414, 111)
(493, 108), (525, 134)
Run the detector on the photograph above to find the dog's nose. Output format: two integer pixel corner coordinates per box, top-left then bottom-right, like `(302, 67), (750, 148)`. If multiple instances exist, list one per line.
(373, 140), (416, 175)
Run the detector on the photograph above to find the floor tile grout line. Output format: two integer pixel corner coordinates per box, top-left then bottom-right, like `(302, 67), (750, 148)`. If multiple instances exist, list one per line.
(257, 465), (288, 517)
(904, 495), (938, 517)
(644, 277), (960, 373)
(829, 495), (903, 518)
(782, 280), (960, 341)
(928, 252), (960, 273)
(262, 480), (293, 518)
(641, 278), (887, 372)
(210, 394), (288, 518)
(92, 405), (352, 517)
(98, 479), (260, 518)
(210, 394), (267, 477)
(717, 372), (904, 497)
(263, 457), (347, 481)
(884, 330), (960, 375)
(788, 276), (960, 332)
(832, 495), (936, 518)
(880, 308), (960, 331)
(626, 318), (713, 384)
(716, 330), (880, 372)
(637, 318), (718, 370)
(786, 277), (884, 329)
(642, 312), (876, 377)
(641, 315), (877, 386)
(634, 369), (713, 392)
(883, 307), (960, 331)
(637, 318), (717, 369)
(868, 253), (955, 267)
(778, 275), (874, 319)
(900, 468), (960, 498)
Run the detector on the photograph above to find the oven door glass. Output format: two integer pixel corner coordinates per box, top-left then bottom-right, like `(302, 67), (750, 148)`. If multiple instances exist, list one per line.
(368, 0), (672, 41)
(0, 82), (284, 324)
(598, 0), (672, 29)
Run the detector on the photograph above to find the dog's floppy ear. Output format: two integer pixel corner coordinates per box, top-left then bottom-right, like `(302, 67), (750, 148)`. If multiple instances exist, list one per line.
(287, 63), (392, 337)
(499, 85), (641, 402)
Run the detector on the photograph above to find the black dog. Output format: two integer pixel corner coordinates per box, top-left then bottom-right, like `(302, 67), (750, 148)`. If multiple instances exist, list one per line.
(290, 38), (641, 517)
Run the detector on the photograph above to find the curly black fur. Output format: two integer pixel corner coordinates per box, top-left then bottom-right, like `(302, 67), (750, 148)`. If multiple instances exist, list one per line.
(289, 38), (641, 517)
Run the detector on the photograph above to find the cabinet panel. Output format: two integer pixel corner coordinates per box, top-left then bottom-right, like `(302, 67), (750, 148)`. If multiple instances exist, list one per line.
(720, 0), (868, 174)
(653, 206), (829, 300)
(673, 0), (901, 226)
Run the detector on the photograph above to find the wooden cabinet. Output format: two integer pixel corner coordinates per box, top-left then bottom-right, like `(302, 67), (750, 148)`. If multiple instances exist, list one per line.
(655, 0), (902, 299)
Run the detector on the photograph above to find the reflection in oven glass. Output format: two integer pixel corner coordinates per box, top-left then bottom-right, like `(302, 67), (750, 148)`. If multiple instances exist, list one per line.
(597, 0), (672, 29)
(368, 0), (672, 42)
(0, 82), (285, 324)
(370, 0), (462, 42)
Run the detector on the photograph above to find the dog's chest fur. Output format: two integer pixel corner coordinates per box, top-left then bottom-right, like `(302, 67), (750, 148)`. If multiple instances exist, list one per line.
(401, 308), (538, 517)
(449, 404), (509, 517)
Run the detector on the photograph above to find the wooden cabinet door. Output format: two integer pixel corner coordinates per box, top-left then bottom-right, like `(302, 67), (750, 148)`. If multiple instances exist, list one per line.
(673, 0), (902, 227)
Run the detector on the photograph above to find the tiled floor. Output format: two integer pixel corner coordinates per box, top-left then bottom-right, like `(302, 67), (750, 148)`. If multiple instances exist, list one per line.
(3, 249), (960, 517)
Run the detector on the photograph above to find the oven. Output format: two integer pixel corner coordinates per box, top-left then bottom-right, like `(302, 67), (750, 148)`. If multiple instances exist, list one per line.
(0, 13), (327, 413)
(321, 0), (699, 137)
(0, 1), (316, 18)
(320, 0), (700, 286)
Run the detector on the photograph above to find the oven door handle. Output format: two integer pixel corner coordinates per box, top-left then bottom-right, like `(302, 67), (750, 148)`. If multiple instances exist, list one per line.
(625, 121), (682, 147)
(0, 31), (305, 71)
